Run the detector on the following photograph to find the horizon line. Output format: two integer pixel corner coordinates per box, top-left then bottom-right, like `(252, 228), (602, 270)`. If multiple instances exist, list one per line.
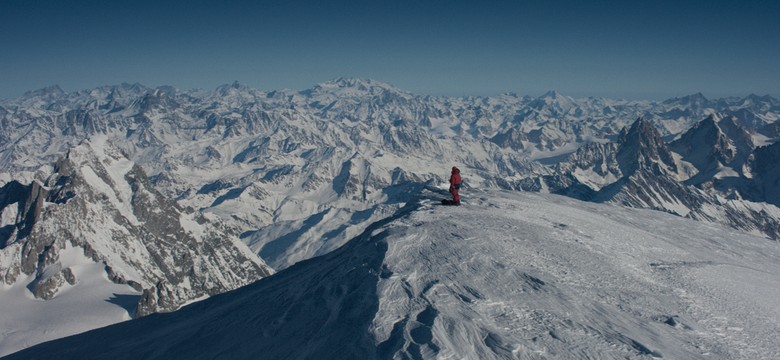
(3, 78), (778, 103)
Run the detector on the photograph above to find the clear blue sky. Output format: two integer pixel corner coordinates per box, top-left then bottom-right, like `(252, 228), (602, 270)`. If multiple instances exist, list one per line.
(1, 0), (778, 99)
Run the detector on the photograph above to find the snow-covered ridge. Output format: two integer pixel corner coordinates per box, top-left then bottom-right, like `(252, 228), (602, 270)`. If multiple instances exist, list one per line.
(0, 138), (273, 355)
(7, 189), (780, 359)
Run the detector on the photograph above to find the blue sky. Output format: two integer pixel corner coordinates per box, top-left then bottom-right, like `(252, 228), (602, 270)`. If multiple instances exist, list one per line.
(1, 0), (778, 99)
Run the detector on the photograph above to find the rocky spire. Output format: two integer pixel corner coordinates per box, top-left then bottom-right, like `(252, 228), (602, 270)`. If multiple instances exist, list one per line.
(616, 117), (678, 176)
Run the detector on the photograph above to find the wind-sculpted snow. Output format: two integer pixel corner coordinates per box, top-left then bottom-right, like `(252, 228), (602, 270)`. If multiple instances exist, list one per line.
(7, 189), (780, 359)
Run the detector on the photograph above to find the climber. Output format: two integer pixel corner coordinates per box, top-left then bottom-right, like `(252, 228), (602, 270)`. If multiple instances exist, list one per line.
(448, 166), (461, 205)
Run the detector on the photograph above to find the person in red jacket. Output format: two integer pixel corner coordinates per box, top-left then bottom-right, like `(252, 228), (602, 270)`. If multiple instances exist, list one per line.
(449, 166), (462, 205)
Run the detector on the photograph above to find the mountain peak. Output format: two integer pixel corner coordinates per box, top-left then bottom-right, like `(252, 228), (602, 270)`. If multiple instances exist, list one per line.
(669, 114), (734, 171)
(623, 117), (654, 139)
(617, 117), (677, 175)
(132, 89), (179, 113)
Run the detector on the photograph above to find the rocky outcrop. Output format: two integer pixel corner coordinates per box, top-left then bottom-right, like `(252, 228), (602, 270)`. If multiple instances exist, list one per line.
(748, 141), (780, 207)
(523, 117), (780, 239)
(0, 139), (273, 315)
(616, 117), (678, 176)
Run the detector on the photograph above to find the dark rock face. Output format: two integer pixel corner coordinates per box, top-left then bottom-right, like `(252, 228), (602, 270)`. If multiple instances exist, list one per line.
(616, 118), (678, 176)
(749, 141), (780, 207)
(490, 128), (528, 150)
(0, 140), (272, 315)
(670, 116), (734, 172)
(669, 115), (756, 187)
(523, 117), (780, 240)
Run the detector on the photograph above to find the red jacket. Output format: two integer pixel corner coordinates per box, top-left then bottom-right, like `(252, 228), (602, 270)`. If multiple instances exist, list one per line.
(450, 169), (461, 190)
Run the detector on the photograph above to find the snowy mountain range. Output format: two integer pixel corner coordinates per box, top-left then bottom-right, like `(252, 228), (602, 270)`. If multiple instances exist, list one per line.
(3, 78), (778, 241)
(1, 78), (779, 356)
(7, 189), (780, 359)
(0, 137), (271, 354)
(520, 116), (780, 238)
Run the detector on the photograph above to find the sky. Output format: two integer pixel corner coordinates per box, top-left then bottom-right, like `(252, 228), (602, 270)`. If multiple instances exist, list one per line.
(1, 0), (778, 100)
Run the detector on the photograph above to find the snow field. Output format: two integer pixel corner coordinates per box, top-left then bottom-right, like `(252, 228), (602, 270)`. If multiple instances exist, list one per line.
(0, 242), (139, 357)
(4, 188), (780, 360)
(371, 190), (780, 359)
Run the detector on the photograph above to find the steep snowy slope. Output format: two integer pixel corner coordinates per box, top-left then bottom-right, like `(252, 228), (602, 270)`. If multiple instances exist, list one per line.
(8, 189), (780, 359)
(0, 138), (272, 356)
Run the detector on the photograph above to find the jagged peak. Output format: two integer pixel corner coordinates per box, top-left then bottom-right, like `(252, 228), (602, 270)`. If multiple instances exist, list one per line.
(616, 117), (677, 175)
(675, 114), (726, 144)
(683, 113), (752, 144)
(699, 113), (721, 127)
(620, 117), (671, 153)
(624, 117), (655, 136)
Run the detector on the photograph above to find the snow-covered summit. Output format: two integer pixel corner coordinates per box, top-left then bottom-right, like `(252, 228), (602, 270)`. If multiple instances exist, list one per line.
(7, 188), (780, 359)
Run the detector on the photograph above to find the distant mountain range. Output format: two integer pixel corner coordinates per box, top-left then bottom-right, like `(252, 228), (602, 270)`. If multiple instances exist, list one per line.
(1, 78), (779, 353)
(2, 78), (778, 242)
(520, 115), (780, 238)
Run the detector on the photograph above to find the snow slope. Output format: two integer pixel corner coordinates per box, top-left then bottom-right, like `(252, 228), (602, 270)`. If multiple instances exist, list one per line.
(0, 243), (139, 357)
(7, 188), (779, 359)
(0, 138), (273, 356)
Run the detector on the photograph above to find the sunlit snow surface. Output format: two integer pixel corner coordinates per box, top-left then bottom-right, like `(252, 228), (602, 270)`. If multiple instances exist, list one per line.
(6, 189), (780, 359)
(0, 243), (139, 357)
